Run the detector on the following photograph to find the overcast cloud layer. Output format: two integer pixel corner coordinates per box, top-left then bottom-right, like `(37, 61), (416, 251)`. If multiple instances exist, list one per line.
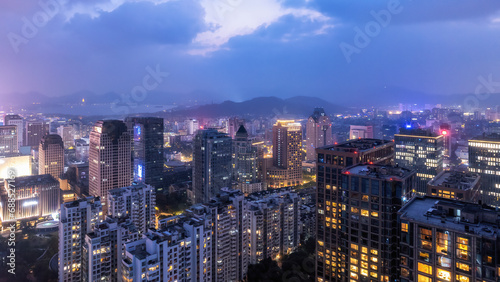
(1, 0), (500, 105)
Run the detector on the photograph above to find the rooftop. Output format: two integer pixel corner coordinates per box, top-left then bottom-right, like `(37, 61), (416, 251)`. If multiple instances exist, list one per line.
(470, 133), (500, 143)
(396, 128), (441, 138)
(428, 170), (480, 190)
(320, 139), (393, 152)
(344, 164), (414, 181)
(9, 174), (59, 187)
(399, 196), (500, 238)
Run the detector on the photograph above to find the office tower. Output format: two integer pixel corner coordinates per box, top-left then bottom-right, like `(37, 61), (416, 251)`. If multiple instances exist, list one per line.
(122, 215), (212, 282)
(57, 125), (75, 149)
(0, 174), (60, 224)
(125, 117), (164, 191)
(267, 120), (302, 188)
(185, 118), (199, 135)
(427, 170), (481, 203)
(192, 129), (232, 204)
(89, 120), (131, 206)
(24, 120), (49, 147)
(399, 197), (500, 282)
(246, 189), (300, 264)
(468, 133), (500, 206)
(58, 197), (103, 282)
(107, 183), (156, 233)
(82, 218), (138, 282)
(74, 138), (89, 162)
(39, 134), (64, 180)
(315, 139), (394, 282)
(0, 125), (18, 155)
(440, 123), (452, 157)
(395, 128), (444, 195)
(340, 164), (415, 282)
(206, 188), (248, 281)
(233, 125), (262, 194)
(349, 125), (373, 140)
(4, 114), (23, 149)
(306, 108), (333, 161)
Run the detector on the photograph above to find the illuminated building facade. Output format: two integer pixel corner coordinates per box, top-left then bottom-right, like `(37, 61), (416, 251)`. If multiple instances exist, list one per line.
(125, 117), (164, 191)
(39, 134), (64, 180)
(58, 197), (103, 282)
(0, 174), (60, 224)
(468, 134), (500, 206)
(399, 197), (500, 282)
(0, 125), (18, 155)
(107, 183), (156, 233)
(246, 189), (299, 263)
(440, 123), (452, 158)
(193, 129), (232, 204)
(427, 170), (481, 203)
(122, 214), (212, 282)
(339, 164), (414, 282)
(233, 125), (262, 194)
(89, 120), (131, 207)
(395, 128), (444, 195)
(57, 125), (75, 149)
(267, 120), (302, 188)
(306, 108), (333, 161)
(315, 139), (394, 281)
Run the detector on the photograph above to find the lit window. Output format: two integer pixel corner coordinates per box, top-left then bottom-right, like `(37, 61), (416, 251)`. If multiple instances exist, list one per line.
(361, 209), (369, 217)
(437, 269), (451, 281)
(456, 275), (469, 282)
(401, 223), (408, 232)
(418, 274), (432, 282)
(418, 263), (432, 275)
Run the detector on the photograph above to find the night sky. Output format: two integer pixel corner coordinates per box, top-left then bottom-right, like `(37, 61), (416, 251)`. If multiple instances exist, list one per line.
(1, 0), (500, 105)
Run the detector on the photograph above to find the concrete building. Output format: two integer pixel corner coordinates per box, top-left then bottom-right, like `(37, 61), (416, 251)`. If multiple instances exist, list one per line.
(24, 120), (49, 147)
(39, 134), (64, 180)
(89, 120), (131, 209)
(107, 183), (156, 233)
(0, 125), (18, 155)
(233, 125), (262, 194)
(427, 170), (481, 203)
(4, 114), (23, 150)
(306, 108), (333, 162)
(58, 197), (103, 282)
(339, 164), (415, 282)
(399, 197), (500, 282)
(349, 125), (373, 140)
(315, 139), (394, 282)
(267, 120), (302, 188)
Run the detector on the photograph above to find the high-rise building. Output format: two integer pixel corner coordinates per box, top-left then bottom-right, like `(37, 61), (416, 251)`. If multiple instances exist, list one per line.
(227, 117), (245, 138)
(246, 189), (299, 263)
(399, 197), (500, 282)
(58, 197), (103, 282)
(89, 120), (131, 207)
(440, 123), (452, 158)
(233, 125), (261, 194)
(82, 218), (139, 282)
(0, 174), (60, 224)
(427, 170), (481, 203)
(57, 125), (75, 149)
(107, 183), (156, 233)
(469, 133), (500, 206)
(267, 120), (302, 188)
(395, 128), (444, 195)
(39, 134), (64, 180)
(306, 108), (332, 161)
(339, 164), (415, 282)
(122, 214), (212, 282)
(192, 129), (232, 204)
(315, 139), (394, 282)
(4, 114), (23, 149)
(349, 125), (373, 140)
(125, 117), (164, 191)
(24, 120), (49, 147)
(0, 125), (18, 155)
(185, 118), (199, 135)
